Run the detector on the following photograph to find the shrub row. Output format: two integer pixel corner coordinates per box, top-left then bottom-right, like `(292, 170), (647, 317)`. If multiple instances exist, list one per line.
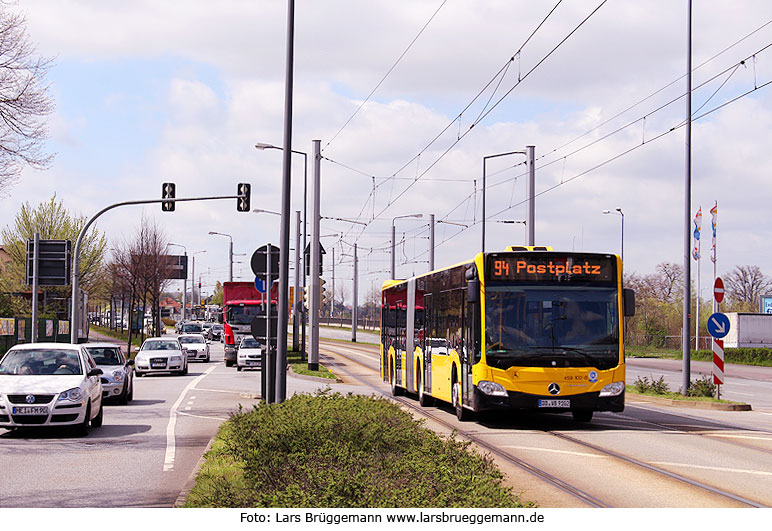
(690, 347), (772, 366)
(184, 391), (529, 508)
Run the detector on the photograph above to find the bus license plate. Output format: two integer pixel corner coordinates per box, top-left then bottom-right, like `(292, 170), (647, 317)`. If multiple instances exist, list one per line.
(13, 406), (49, 415)
(538, 399), (570, 408)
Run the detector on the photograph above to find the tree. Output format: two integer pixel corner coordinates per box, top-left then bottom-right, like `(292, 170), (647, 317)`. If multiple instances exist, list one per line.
(0, 5), (54, 193)
(0, 194), (107, 317)
(724, 265), (772, 310)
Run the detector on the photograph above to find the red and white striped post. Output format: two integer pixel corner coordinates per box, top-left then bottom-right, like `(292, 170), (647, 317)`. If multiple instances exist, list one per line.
(713, 277), (725, 398)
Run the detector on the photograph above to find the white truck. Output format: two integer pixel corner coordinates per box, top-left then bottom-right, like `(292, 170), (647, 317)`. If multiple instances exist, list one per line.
(723, 313), (772, 348)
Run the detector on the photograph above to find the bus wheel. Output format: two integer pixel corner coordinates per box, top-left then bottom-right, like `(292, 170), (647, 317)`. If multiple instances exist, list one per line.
(390, 361), (403, 396)
(453, 381), (473, 421)
(572, 410), (593, 422)
(417, 365), (433, 407)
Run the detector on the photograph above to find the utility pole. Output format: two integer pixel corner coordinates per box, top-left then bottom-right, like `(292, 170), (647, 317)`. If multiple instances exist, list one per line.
(352, 243), (358, 343)
(309, 139), (321, 371)
(293, 210), (301, 351)
(682, 0), (693, 395)
(429, 214), (435, 271)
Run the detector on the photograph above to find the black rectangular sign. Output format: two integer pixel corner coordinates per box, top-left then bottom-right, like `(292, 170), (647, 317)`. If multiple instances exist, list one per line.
(26, 239), (72, 286)
(485, 253), (616, 284)
(164, 254), (188, 280)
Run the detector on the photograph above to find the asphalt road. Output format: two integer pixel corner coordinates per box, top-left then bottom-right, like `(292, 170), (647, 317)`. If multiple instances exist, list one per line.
(0, 337), (360, 508)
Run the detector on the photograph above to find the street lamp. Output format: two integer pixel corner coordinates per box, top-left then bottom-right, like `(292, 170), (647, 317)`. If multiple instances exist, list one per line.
(602, 208), (624, 264)
(191, 249), (206, 314)
(482, 146), (535, 251)
(391, 213), (423, 279)
(168, 242), (187, 321)
(253, 208), (281, 216)
(208, 231), (233, 282)
(495, 219), (527, 244)
(255, 142), (309, 362)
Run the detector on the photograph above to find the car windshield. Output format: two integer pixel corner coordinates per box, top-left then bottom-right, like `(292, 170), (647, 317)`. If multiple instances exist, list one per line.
(485, 285), (620, 370)
(87, 347), (124, 365)
(142, 340), (180, 351)
(240, 338), (260, 348)
(183, 323), (202, 333)
(212, 324), (223, 331)
(202, 323), (212, 329)
(0, 349), (83, 376)
(179, 336), (204, 344)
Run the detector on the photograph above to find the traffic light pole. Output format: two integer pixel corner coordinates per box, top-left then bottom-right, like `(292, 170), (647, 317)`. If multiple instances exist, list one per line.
(309, 139), (321, 371)
(69, 192), (247, 344)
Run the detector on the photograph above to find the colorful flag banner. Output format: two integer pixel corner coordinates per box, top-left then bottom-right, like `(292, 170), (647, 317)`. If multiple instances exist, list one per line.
(710, 201), (717, 264)
(692, 207), (702, 261)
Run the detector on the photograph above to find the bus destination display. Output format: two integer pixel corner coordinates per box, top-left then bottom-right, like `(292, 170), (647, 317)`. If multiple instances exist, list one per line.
(486, 253), (615, 283)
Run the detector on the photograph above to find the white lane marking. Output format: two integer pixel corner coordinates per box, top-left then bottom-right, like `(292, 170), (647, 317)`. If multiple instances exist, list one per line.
(501, 445), (606, 459)
(707, 433), (772, 442)
(163, 366), (217, 472)
(651, 461), (772, 477)
(177, 411), (228, 421)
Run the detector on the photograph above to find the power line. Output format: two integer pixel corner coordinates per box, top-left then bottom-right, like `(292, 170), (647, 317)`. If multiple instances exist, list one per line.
(322, 0), (449, 152)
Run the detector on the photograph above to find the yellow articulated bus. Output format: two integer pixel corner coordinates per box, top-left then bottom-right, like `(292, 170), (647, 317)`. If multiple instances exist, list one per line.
(380, 246), (635, 422)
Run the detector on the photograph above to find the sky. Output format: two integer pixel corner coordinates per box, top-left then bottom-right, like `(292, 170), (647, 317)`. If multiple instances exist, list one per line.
(2, 0), (772, 306)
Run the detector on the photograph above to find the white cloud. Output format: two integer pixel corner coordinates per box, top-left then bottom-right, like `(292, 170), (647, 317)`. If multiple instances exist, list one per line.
(3, 0), (772, 304)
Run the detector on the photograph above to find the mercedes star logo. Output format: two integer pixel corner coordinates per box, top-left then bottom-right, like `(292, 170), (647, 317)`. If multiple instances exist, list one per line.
(25, 394), (36, 404)
(548, 383), (561, 396)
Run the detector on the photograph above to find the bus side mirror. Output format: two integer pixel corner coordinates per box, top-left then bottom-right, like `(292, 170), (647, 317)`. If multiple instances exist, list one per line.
(623, 288), (635, 317)
(467, 280), (480, 304)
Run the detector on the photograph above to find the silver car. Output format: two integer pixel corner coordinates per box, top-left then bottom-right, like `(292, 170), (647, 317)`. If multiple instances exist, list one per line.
(134, 338), (188, 376)
(85, 343), (135, 404)
(178, 333), (210, 363)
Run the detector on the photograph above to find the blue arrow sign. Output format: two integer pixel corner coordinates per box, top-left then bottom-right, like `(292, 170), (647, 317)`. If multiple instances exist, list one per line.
(255, 276), (267, 294)
(707, 312), (730, 339)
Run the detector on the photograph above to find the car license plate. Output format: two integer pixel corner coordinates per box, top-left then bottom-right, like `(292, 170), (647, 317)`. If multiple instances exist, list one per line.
(538, 399), (570, 408)
(12, 406), (49, 415)
(151, 362), (166, 368)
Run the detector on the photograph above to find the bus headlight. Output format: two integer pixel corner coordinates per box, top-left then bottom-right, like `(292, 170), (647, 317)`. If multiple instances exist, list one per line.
(478, 380), (508, 397)
(599, 381), (625, 397)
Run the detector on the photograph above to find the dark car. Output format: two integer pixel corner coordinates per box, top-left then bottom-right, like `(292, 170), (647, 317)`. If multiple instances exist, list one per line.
(210, 323), (224, 341)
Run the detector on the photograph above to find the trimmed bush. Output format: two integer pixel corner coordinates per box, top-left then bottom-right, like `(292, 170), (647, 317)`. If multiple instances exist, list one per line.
(185, 391), (529, 508)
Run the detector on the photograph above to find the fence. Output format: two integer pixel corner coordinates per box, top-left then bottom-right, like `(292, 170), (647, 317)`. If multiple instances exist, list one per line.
(0, 317), (73, 355)
(317, 316), (380, 331)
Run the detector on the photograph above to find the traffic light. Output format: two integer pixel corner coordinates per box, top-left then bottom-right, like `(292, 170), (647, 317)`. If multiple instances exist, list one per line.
(162, 182), (176, 212)
(237, 182), (251, 212)
(320, 279), (327, 305)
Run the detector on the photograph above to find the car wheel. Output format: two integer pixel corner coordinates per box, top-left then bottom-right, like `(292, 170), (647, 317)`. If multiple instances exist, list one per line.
(237, 365), (242, 372)
(118, 381), (129, 405)
(77, 404), (91, 436)
(127, 377), (134, 401)
(91, 401), (104, 428)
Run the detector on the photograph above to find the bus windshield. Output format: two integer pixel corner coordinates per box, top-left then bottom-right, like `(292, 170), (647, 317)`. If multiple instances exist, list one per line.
(485, 285), (619, 370)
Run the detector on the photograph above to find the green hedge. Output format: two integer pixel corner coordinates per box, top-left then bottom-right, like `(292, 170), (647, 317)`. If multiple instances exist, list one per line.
(691, 347), (772, 367)
(184, 391), (529, 508)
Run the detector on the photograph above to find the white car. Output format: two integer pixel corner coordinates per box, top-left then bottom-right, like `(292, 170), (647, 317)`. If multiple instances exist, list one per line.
(134, 338), (188, 376)
(0, 343), (104, 435)
(85, 342), (135, 404)
(178, 333), (210, 363)
(236, 337), (263, 371)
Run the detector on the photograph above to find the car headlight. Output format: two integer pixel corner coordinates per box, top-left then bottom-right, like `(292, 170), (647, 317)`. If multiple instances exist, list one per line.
(599, 381), (625, 397)
(111, 370), (125, 382)
(170, 356), (182, 362)
(58, 387), (84, 402)
(477, 380), (508, 397)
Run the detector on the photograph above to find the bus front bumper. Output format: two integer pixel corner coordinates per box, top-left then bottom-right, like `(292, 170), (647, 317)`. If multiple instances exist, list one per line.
(473, 387), (625, 413)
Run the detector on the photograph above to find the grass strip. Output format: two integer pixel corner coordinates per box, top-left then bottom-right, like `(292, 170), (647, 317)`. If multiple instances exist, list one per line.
(184, 391), (531, 508)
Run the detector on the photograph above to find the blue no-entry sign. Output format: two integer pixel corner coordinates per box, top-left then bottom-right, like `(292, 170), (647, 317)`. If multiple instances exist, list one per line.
(707, 312), (730, 339)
